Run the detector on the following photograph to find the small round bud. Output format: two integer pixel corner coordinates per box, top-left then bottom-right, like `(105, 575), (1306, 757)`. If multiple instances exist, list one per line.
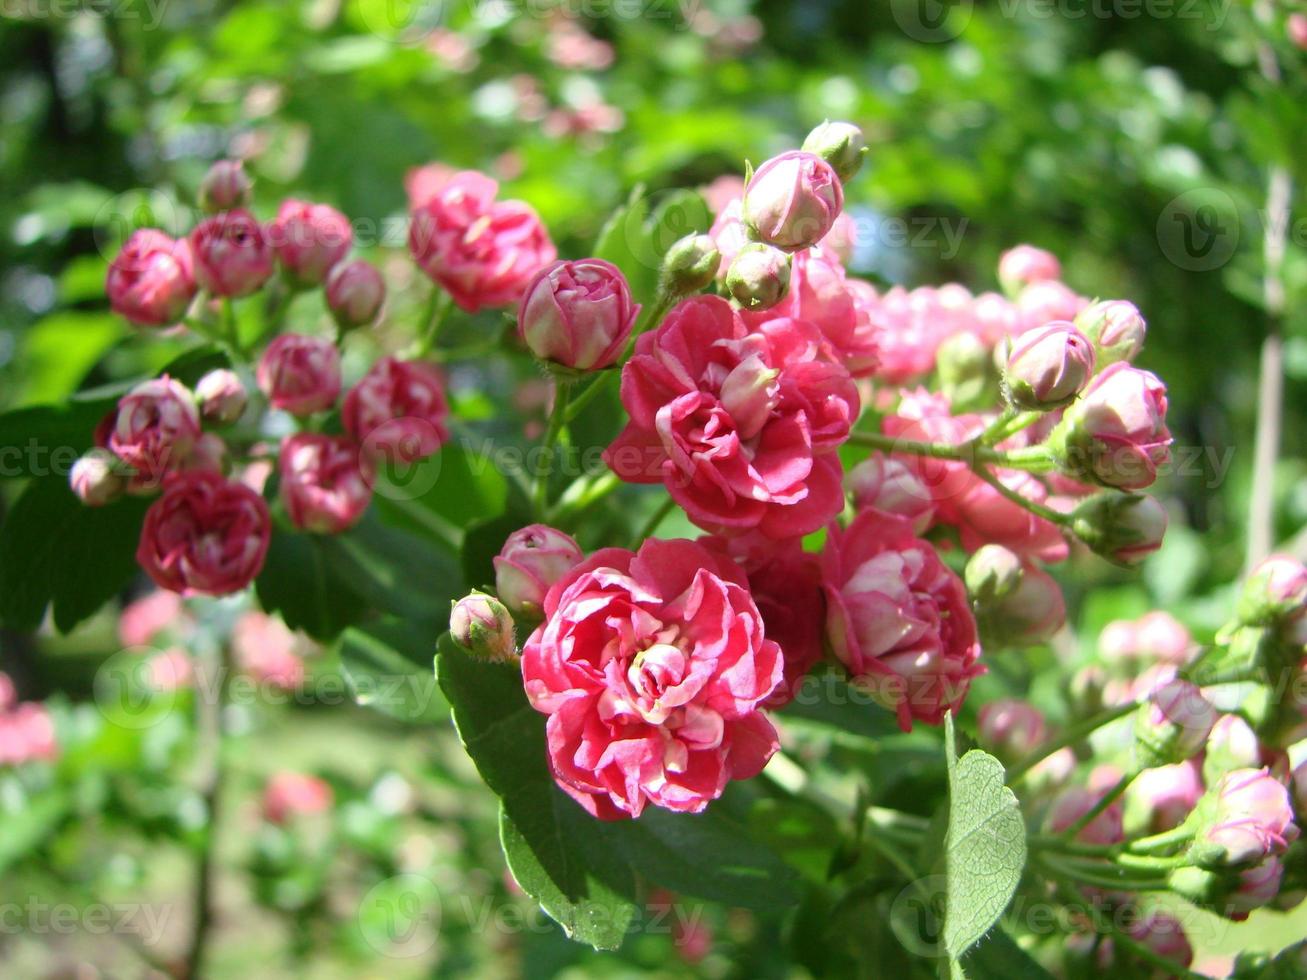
(659, 233), (720, 297)
(847, 452), (935, 534)
(518, 259), (639, 372)
(194, 369), (248, 425)
(1005, 321), (1095, 410)
(199, 159), (252, 214)
(742, 151), (843, 252)
(936, 331), (994, 411)
(1203, 714), (1261, 786)
(1236, 555), (1307, 629)
(977, 698), (1045, 758)
(801, 120), (867, 184)
(326, 260), (385, 330)
(70, 449), (125, 507)
(1134, 678), (1217, 769)
(1289, 13), (1307, 51)
(493, 525), (584, 619)
(725, 243), (791, 311)
(965, 544), (1023, 603)
(177, 432), (230, 476)
(1190, 768), (1298, 869)
(997, 244), (1061, 296)
(1074, 299), (1146, 366)
(974, 558), (1066, 646)
(1069, 492), (1168, 567)
(1050, 363), (1171, 491)
(450, 592), (516, 663)
(256, 334), (342, 416)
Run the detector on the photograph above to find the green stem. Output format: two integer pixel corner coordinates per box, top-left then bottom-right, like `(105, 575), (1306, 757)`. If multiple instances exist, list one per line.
(413, 288), (453, 358)
(1057, 771), (1136, 841)
(971, 463), (1069, 525)
(978, 408), (1043, 447)
(550, 469), (622, 523)
(1038, 855), (1165, 893)
(630, 494), (677, 547)
(533, 381), (573, 517)
(565, 371), (619, 421)
(1127, 824), (1195, 856)
(847, 430), (1055, 472)
(620, 289), (677, 362)
(1008, 702), (1136, 783)
(221, 298), (243, 358)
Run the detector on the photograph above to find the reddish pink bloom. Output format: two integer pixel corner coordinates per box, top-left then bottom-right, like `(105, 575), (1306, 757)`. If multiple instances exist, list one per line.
(233, 611), (307, 690)
(404, 162), (457, 210)
(821, 510), (982, 731)
(106, 229), (196, 327)
(189, 209), (274, 297)
(408, 171), (556, 312)
(99, 376), (201, 492)
(279, 434), (372, 534)
(518, 259), (639, 370)
(605, 296), (858, 540)
(1056, 362), (1172, 491)
(256, 334), (341, 416)
(847, 452), (935, 534)
(325, 259), (385, 329)
(742, 151), (843, 252)
(997, 244), (1061, 293)
(118, 589), (187, 647)
(520, 539), (783, 819)
(343, 356), (449, 463)
(493, 524), (584, 617)
(136, 473), (271, 596)
(269, 199), (352, 285)
(263, 771), (334, 824)
(198, 159), (251, 213)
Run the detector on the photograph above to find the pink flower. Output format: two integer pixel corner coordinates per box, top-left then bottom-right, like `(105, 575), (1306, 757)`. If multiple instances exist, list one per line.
(605, 296), (858, 540)
(1048, 781), (1125, 846)
(343, 357), (449, 463)
(404, 162), (456, 210)
(269, 199), (352, 285)
(1056, 363), (1172, 490)
(1131, 760), (1202, 832)
(1127, 911), (1193, 969)
(195, 369), (247, 425)
(1229, 857), (1284, 917)
(977, 699), (1046, 757)
(325, 259), (385, 330)
(1136, 678), (1217, 764)
(1134, 611), (1194, 664)
(493, 524), (584, 617)
(847, 452), (935, 534)
(146, 647), (193, 691)
(997, 245), (1061, 293)
(233, 611), (307, 689)
(1239, 554), (1307, 626)
(189, 209), (274, 297)
(106, 229), (196, 327)
(408, 171), (556, 312)
(521, 539), (783, 819)
(820, 209), (859, 265)
(1198, 768), (1299, 866)
(263, 771), (333, 824)
(1015, 279), (1087, 331)
(518, 258), (639, 371)
(0, 701), (58, 766)
(1289, 13), (1307, 50)
(119, 590), (187, 647)
(279, 434), (372, 534)
(701, 176), (746, 217)
(136, 473), (271, 596)
(975, 559), (1067, 645)
(1005, 321), (1095, 410)
(821, 509), (982, 731)
(742, 150), (843, 252)
(99, 376), (201, 491)
(198, 159), (251, 213)
(256, 334), (341, 416)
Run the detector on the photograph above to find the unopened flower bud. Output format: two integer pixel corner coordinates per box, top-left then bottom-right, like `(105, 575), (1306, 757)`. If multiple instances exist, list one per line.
(1050, 363), (1172, 490)
(1070, 492), (1167, 566)
(493, 524), (584, 618)
(977, 698), (1045, 758)
(1189, 768), (1299, 869)
(847, 452), (935, 534)
(937, 331), (995, 412)
(801, 120), (867, 183)
(199, 159), (252, 213)
(1236, 555), (1307, 629)
(974, 558), (1066, 646)
(194, 369), (247, 425)
(1203, 714), (1262, 786)
(1048, 780), (1125, 845)
(660, 233), (720, 298)
(1074, 299), (1146, 367)
(725, 243), (791, 311)
(965, 544), (1023, 603)
(998, 244), (1061, 296)
(450, 592), (516, 663)
(742, 151), (843, 252)
(519, 259), (639, 372)
(326, 260), (385, 330)
(1005, 321), (1095, 410)
(70, 449), (125, 507)
(270, 199), (353, 286)
(178, 432), (230, 476)
(189, 209), (274, 298)
(1134, 678), (1217, 769)
(256, 334), (342, 416)
(1127, 912), (1193, 971)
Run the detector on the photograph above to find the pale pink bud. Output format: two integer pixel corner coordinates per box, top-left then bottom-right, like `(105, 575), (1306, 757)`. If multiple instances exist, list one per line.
(256, 334), (341, 415)
(998, 244), (1061, 294)
(1134, 611), (1193, 663)
(1070, 492), (1167, 567)
(742, 151), (843, 252)
(493, 524), (584, 617)
(194, 369), (247, 425)
(1074, 299), (1145, 366)
(270, 199), (353, 286)
(1130, 760), (1202, 832)
(964, 544), (1024, 602)
(176, 432), (230, 477)
(725, 242), (791, 311)
(1134, 678), (1217, 767)
(1237, 554), (1307, 627)
(198, 159), (252, 213)
(517, 259), (639, 371)
(1049, 783), (1125, 845)
(1126, 911), (1193, 970)
(847, 452), (935, 534)
(106, 229), (197, 327)
(325, 259), (385, 330)
(189, 209), (274, 298)
(974, 559), (1066, 645)
(1005, 321), (1095, 409)
(450, 592), (516, 663)
(278, 433), (372, 534)
(1054, 363), (1172, 490)
(1098, 618), (1139, 665)
(1016, 279), (1086, 329)
(1230, 857), (1284, 916)
(1289, 13), (1307, 50)
(1193, 768), (1299, 868)
(977, 699), (1045, 757)
(1204, 714), (1262, 785)
(263, 771), (333, 824)
(70, 449), (125, 507)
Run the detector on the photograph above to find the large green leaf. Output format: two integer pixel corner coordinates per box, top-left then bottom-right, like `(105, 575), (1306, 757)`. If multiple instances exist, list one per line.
(943, 713), (1027, 976)
(255, 529), (367, 640)
(337, 619), (446, 724)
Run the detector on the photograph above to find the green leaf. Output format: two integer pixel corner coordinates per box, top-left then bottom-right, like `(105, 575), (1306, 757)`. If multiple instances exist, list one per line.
(461, 511), (528, 590)
(960, 923), (1055, 980)
(255, 529), (366, 640)
(0, 789), (69, 876)
(592, 187), (709, 310)
(337, 619), (446, 724)
(372, 439), (508, 542)
(943, 713), (1027, 972)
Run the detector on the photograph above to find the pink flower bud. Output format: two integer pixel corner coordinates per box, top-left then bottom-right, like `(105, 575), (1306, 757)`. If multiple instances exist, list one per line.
(847, 452), (935, 534)
(70, 449), (125, 507)
(998, 244), (1061, 295)
(270, 199), (352, 286)
(343, 356), (450, 464)
(1135, 678), (1217, 767)
(450, 592), (516, 662)
(1130, 760), (1202, 833)
(1048, 782), (1125, 846)
(1126, 911), (1193, 970)
(279, 434), (373, 534)
(964, 544), (1024, 602)
(1075, 299), (1146, 366)
(493, 524), (584, 617)
(262, 771), (333, 825)
(1237, 554), (1307, 627)
(0, 700), (58, 766)
(1289, 13), (1307, 50)
(1194, 768), (1299, 867)
(1097, 618), (1139, 664)
(194, 369), (247, 425)
(801, 120), (867, 183)
(189, 209), (274, 297)
(1070, 492), (1167, 567)
(136, 472), (271, 596)
(1053, 362), (1172, 490)
(725, 242), (791, 311)
(325, 259), (385, 330)
(100, 375), (201, 491)
(973, 559), (1066, 646)
(177, 432), (230, 476)
(1230, 857), (1284, 916)
(1015, 279), (1086, 330)
(1134, 611), (1193, 664)
(742, 151), (843, 252)
(977, 698), (1045, 757)
(1005, 321), (1095, 410)
(518, 258), (639, 371)
(198, 159), (252, 213)
(1204, 714), (1262, 785)
(106, 229), (197, 327)
(256, 334), (341, 416)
